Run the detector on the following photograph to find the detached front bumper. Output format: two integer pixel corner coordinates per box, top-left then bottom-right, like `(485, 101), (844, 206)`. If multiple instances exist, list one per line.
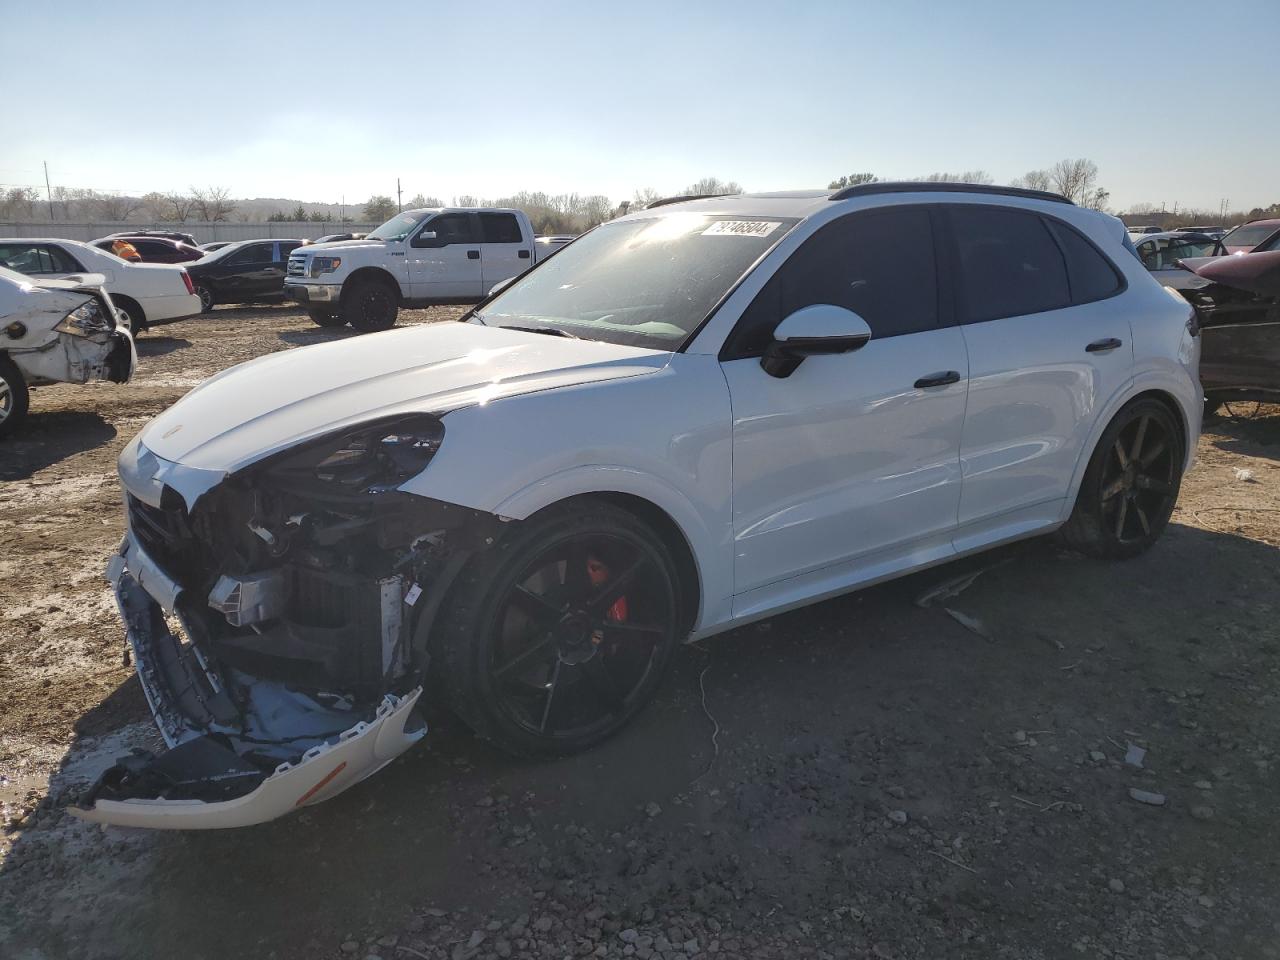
(284, 282), (340, 304)
(69, 535), (427, 830)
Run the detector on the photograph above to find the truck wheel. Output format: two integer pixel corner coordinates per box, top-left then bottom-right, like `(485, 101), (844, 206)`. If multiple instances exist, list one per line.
(196, 284), (214, 313)
(0, 355), (31, 439)
(342, 280), (398, 333)
(308, 309), (346, 328)
(1059, 397), (1184, 560)
(435, 501), (683, 758)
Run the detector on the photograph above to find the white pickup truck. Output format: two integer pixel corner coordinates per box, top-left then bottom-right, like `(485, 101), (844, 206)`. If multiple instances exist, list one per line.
(284, 207), (571, 332)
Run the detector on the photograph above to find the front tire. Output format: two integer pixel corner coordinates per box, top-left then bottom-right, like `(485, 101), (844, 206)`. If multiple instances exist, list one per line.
(0, 355), (31, 439)
(308, 308), (346, 328)
(1060, 398), (1184, 559)
(435, 501), (684, 758)
(341, 280), (398, 333)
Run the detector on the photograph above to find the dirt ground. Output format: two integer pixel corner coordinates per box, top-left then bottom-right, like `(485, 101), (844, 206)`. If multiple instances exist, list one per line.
(2, 305), (1279, 960)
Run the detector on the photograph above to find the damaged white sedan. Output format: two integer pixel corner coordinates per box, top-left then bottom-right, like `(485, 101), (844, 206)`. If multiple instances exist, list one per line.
(75, 184), (1201, 828)
(0, 266), (135, 437)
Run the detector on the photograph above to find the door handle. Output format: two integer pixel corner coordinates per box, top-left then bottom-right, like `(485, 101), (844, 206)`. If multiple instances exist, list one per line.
(467, 250), (480, 260)
(914, 370), (961, 389)
(518, 249), (530, 259)
(1086, 337), (1123, 352)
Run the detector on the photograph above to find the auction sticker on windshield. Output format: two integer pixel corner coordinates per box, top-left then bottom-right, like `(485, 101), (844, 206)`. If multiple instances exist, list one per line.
(702, 220), (780, 238)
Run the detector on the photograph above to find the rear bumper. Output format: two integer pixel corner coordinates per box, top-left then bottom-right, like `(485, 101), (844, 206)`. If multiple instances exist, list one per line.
(140, 292), (203, 324)
(284, 282), (340, 304)
(68, 534), (427, 829)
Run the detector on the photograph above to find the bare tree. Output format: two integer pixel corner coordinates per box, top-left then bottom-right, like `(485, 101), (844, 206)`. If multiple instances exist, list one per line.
(916, 170), (994, 184)
(191, 186), (236, 222)
(408, 193), (444, 208)
(1, 187), (39, 220)
(828, 172), (878, 190)
(631, 187), (662, 209)
(165, 192), (196, 222)
(683, 177), (743, 197)
(1011, 169), (1053, 192)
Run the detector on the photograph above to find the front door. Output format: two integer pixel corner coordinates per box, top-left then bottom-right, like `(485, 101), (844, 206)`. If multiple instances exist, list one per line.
(478, 211), (531, 293)
(219, 242), (277, 300)
(721, 206), (969, 599)
(944, 204), (1134, 529)
(407, 213), (484, 299)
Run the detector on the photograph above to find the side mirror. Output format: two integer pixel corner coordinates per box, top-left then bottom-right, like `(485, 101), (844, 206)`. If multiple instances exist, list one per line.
(419, 231), (437, 241)
(487, 275), (517, 296)
(761, 304), (872, 378)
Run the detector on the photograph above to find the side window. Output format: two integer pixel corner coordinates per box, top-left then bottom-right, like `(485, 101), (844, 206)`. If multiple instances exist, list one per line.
(415, 214), (475, 247)
(1136, 240), (1158, 269)
(278, 241), (302, 260)
(0, 243), (42, 272)
(226, 243), (270, 266)
(1164, 236), (1216, 260)
(727, 208), (939, 356)
(1044, 219), (1123, 302)
(479, 213), (523, 244)
(135, 241), (168, 257)
(951, 205), (1069, 322)
(46, 245), (84, 272)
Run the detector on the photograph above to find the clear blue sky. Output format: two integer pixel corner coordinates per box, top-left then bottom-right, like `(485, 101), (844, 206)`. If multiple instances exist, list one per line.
(2, 0), (1276, 213)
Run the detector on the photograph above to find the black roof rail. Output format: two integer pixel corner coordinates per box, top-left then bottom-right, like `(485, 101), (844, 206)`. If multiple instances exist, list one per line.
(645, 193), (735, 209)
(828, 181), (1073, 205)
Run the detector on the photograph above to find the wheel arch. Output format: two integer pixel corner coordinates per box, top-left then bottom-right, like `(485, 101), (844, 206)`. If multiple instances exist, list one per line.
(341, 267), (402, 304)
(1062, 384), (1196, 520)
(111, 292), (145, 325)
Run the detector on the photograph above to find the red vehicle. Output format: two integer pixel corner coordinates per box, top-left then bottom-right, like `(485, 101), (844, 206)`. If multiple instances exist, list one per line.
(90, 235), (205, 264)
(1220, 219), (1280, 255)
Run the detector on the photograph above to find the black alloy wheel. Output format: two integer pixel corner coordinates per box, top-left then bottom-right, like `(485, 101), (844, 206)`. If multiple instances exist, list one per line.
(436, 502), (682, 756)
(1061, 398), (1184, 558)
(342, 281), (398, 333)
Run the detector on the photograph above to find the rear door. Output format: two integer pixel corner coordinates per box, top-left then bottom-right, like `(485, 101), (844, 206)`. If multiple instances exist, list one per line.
(946, 204), (1131, 537)
(478, 212), (531, 292)
(406, 213), (483, 299)
(721, 206), (969, 601)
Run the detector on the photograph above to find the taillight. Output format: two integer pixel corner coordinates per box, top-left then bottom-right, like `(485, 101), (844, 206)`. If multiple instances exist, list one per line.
(181, 270), (195, 295)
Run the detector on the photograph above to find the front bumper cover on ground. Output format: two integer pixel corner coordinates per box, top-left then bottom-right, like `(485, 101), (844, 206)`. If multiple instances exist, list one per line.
(68, 535), (427, 829)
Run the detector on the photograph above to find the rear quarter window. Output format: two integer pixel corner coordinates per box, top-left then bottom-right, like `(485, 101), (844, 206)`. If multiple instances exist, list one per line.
(1044, 219), (1123, 303)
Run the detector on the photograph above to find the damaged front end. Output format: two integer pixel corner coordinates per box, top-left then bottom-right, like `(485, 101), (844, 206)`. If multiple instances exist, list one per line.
(73, 415), (498, 829)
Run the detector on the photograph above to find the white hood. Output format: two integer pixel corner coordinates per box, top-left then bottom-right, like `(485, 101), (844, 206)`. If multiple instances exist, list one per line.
(138, 322), (667, 472)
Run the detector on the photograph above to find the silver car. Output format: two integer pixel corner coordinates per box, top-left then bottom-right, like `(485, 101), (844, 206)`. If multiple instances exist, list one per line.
(1133, 231), (1222, 288)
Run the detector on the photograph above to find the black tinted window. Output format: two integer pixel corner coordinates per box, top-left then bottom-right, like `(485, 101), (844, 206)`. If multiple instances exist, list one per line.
(135, 241), (169, 256)
(46, 245), (83, 272)
(728, 208), (938, 355)
(480, 213), (523, 244)
(278, 241), (303, 260)
(225, 243), (271, 266)
(952, 206), (1069, 322)
(419, 214), (475, 246)
(1044, 219), (1122, 302)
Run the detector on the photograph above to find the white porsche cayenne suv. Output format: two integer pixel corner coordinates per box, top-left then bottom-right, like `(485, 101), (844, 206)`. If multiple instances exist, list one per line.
(74, 183), (1201, 829)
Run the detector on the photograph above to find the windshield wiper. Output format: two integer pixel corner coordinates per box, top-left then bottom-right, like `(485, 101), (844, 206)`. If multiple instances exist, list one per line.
(502, 324), (580, 339)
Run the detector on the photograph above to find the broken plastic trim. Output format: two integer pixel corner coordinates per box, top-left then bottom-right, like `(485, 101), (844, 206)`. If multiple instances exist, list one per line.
(73, 536), (428, 829)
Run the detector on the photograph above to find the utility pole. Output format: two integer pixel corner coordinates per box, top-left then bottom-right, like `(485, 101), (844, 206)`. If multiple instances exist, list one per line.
(43, 160), (54, 220)
(397, 178), (402, 213)
(340, 194), (345, 223)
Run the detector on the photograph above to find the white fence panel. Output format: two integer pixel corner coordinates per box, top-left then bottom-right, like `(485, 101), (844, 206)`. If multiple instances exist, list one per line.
(0, 222), (380, 244)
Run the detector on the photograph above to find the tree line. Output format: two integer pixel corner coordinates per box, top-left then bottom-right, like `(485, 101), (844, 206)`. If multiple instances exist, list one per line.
(4, 168), (1274, 233)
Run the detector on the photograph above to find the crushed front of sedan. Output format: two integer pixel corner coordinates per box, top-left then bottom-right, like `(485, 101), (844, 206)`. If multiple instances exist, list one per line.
(72, 414), (502, 828)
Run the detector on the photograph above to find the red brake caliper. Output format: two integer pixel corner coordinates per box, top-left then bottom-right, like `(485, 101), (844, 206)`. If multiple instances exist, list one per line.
(586, 555), (627, 646)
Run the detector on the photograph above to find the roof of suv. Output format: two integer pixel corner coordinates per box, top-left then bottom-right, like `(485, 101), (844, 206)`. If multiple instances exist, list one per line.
(629, 182), (1075, 221)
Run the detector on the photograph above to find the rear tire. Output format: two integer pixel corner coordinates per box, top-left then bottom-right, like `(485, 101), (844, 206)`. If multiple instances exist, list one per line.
(1203, 397), (1221, 420)
(195, 284), (214, 313)
(1060, 397), (1184, 559)
(341, 279), (398, 333)
(0, 355), (30, 439)
(434, 501), (684, 758)
(114, 297), (146, 333)
(308, 308), (346, 328)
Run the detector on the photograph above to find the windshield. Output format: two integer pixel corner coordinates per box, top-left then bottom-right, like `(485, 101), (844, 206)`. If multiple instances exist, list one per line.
(472, 214), (797, 350)
(368, 212), (429, 241)
(1222, 223), (1278, 249)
